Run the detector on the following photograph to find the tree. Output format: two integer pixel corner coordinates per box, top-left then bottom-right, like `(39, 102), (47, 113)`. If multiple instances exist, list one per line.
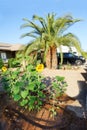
(21, 13), (82, 69)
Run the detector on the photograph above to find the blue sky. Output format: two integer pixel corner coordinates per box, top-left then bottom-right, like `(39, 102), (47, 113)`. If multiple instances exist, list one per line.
(0, 0), (87, 51)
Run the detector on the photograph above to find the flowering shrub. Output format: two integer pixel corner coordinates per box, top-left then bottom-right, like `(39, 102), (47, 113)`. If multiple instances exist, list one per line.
(1, 64), (46, 111)
(36, 64), (44, 72)
(1, 63), (67, 114)
(2, 66), (7, 72)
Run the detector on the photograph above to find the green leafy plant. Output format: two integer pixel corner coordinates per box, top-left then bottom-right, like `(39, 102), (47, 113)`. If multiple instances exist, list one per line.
(0, 58), (4, 69)
(51, 76), (67, 97)
(1, 64), (46, 111)
(8, 58), (20, 68)
(1, 63), (67, 115)
(46, 76), (67, 117)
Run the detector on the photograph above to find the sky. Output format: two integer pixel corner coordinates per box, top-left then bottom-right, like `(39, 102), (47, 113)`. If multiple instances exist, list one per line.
(0, 0), (87, 51)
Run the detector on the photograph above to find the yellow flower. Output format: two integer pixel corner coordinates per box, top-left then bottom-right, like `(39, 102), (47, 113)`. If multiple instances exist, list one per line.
(36, 64), (44, 72)
(2, 66), (7, 72)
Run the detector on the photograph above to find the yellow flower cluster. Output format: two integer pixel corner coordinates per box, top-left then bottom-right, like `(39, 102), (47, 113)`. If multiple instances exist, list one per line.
(36, 64), (44, 72)
(2, 66), (7, 72)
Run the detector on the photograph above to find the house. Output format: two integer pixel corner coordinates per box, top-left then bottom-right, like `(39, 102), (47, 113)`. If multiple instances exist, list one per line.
(0, 42), (24, 63)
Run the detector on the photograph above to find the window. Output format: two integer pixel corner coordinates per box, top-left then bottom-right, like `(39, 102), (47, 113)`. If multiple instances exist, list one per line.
(68, 53), (73, 57)
(1, 52), (7, 62)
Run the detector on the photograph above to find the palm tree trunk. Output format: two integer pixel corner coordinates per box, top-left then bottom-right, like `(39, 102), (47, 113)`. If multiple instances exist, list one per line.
(46, 46), (57, 69)
(51, 45), (58, 69)
(46, 48), (52, 69)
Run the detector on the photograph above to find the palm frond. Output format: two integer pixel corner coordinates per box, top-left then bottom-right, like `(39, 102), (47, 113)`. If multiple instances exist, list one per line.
(57, 33), (82, 54)
(33, 15), (47, 32)
(21, 32), (37, 38)
(21, 18), (43, 34)
(54, 14), (81, 36)
(23, 38), (44, 55)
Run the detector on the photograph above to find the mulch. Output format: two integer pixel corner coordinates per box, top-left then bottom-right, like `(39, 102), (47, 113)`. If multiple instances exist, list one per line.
(0, 92), (87, 130)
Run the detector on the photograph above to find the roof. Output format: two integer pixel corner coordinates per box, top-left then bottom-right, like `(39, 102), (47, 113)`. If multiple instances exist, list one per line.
(0, 42), (24, 51)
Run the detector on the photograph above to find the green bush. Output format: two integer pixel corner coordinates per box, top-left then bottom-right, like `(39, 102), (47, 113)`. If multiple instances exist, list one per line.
(1, 63), (67, 114)
(0, 58), (4, 69)
(1, 64), (46, 111)
(8, 58), (20, 68)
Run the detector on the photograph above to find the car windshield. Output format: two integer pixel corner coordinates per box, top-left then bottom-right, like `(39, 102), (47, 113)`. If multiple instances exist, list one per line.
(63, 53), (75, 58)
(68, 53), (74, 57)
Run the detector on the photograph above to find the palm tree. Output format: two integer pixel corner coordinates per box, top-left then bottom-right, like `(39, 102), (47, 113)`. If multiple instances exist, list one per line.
(21, 13), (82, 69)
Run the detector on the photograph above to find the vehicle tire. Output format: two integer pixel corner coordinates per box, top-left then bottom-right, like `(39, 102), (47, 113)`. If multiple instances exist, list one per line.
(75, 60), (82, 65)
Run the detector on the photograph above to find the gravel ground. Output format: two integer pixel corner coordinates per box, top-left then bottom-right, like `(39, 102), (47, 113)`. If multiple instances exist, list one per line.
(42, 66), (86, 97)
(42, 63), (87, 118)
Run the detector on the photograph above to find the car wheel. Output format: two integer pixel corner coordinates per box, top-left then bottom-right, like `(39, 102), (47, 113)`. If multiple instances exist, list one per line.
(75, 60), (82, 65)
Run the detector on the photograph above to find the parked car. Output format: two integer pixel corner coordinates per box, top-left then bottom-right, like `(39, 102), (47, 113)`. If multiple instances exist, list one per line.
(57, 52), (86, 65)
